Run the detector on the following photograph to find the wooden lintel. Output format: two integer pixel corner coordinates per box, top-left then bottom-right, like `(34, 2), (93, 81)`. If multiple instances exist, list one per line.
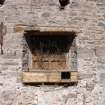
(14, 24), (80, 34)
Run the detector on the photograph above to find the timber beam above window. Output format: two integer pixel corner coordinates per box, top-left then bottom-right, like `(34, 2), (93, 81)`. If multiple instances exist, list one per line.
(14, 24), (80, 34)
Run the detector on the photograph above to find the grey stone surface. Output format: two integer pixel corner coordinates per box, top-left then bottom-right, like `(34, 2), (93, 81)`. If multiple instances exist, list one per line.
(0, 0), (105, 105)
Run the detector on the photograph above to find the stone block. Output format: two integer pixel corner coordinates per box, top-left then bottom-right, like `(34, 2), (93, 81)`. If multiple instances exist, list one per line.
(100, 73), (105, 82)
(95, 47), (105, 58)
(0, 0), (105, 105)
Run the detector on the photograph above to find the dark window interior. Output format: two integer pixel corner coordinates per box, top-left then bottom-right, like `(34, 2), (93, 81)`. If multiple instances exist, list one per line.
(0, 0), (5, 5)
(24, 32), (76, 70)
(61, 72), (71, 79)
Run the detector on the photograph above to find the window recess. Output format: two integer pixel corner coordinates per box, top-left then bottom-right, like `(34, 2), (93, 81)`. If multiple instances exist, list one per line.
(22, 30), (78, 85)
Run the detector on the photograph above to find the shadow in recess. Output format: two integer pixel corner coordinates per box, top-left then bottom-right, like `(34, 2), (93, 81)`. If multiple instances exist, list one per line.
(24, 31), (76, 55)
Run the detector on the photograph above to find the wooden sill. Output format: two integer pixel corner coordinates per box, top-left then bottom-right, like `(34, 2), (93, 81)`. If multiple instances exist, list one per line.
(22, 71), (78, 83)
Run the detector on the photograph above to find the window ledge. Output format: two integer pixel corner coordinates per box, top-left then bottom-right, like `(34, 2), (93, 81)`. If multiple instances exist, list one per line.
(22, 71), (78, 83)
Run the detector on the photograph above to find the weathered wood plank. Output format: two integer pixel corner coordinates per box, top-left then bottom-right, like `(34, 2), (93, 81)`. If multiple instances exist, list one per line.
(32, 61), (66, 70)
(32, 54), (66, 61)
(48, 72), (61, 82)
(22, 71), (78, 83)
(14, 24), (79, 34)
(71, 71), (78, 82)
(22, 72), (48, 83)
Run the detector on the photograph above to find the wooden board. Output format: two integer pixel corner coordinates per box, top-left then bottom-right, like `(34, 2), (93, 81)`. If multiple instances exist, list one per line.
(14, 24), (79, 34)
(32, 53), (66, 70)
(32, 61), (66, 70)
(22, 71), (78, 83)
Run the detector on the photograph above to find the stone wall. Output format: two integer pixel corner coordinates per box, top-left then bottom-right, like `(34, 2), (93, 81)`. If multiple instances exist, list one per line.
(0, 0), (105, 105)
